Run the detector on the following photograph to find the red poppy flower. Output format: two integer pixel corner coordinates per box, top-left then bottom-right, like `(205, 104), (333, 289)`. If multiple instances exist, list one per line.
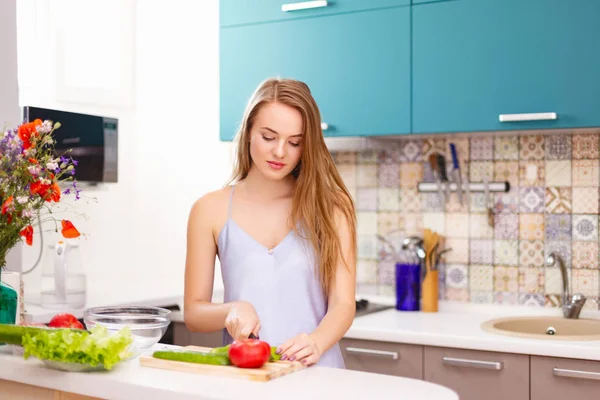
(18, 119), (42, 150)
(20, 225), (34, 246)
(61, 220), (80, 239)
(1, 196), (13, 215)
(44, 182), (61, 202)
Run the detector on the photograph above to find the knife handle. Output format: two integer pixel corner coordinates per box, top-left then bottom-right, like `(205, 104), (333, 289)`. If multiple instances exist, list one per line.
(449, 143), (459, 170)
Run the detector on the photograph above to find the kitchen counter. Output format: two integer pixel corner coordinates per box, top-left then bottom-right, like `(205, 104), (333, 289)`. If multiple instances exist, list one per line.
(345, 298), (600, 361)
(0, 344), (458, 400)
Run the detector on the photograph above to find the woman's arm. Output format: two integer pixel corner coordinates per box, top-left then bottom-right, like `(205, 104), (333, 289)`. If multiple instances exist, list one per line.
(183, 193), (261, 338)
(278, 208), (356, 364)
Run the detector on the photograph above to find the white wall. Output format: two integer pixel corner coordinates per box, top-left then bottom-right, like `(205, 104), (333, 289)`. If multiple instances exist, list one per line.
(1, 0), (19, 126)
(16, 0), (231, 303)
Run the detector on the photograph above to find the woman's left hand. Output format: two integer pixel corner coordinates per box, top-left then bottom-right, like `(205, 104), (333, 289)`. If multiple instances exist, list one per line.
(277, 333), (321, 366)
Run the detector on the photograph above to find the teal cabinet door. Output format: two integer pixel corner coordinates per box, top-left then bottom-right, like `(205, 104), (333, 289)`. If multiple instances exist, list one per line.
(411, 0), (451, 4)
(220, 7), (411, 140)
(412, 0), (600, 134)
(220, 0), (409, 27)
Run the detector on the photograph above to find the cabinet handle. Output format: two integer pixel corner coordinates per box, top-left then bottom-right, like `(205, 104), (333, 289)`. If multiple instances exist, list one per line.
(498, 112), (557, 122)
(442, 356), (503, 370)
(321, 122), (329, 131)
(345, 347), (399, 360)
(553, 368), (600, 381)
(282, 1), (328, 12)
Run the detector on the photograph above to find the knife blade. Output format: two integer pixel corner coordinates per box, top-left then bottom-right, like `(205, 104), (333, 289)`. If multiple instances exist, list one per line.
(449, 143), (463, 205)
(436, 154), (452, 203)
(429, 153), (445, 205)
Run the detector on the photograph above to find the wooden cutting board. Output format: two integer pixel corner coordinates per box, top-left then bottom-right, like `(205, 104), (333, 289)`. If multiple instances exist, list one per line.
(139, 346), (305, 382)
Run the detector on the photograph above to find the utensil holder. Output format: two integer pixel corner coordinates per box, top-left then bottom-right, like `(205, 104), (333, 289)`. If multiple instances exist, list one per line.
(421, 271), (439, 313)
(395, 263), (421, 311)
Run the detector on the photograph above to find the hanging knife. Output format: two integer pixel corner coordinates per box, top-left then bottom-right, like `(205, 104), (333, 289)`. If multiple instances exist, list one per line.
(429, 153), (445, 205)
(449, 143), (463, 205)
(436, 154), (452, 203)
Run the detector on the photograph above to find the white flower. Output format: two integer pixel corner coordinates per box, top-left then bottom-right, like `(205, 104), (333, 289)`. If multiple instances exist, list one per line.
(22, 207), (35, 218)
(36, 120), (53, 134)
(27, 165), (41, 175)
(46, 161), (58, 170)
(41, 177), (51, 185)
(16, 196), (29, 204)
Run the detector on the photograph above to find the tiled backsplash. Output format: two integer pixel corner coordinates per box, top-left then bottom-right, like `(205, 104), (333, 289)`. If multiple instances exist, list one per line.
(332, 131), (600, 309)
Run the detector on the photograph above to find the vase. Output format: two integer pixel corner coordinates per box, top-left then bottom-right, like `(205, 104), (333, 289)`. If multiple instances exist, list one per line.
(0, 268), (18, 325)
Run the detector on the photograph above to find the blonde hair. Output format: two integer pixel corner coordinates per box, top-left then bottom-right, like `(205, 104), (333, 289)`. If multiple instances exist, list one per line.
(228, 77), (356, 296)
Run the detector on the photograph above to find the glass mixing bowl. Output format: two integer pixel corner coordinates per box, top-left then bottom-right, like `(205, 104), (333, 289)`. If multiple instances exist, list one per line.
(84, 306), (171, 350)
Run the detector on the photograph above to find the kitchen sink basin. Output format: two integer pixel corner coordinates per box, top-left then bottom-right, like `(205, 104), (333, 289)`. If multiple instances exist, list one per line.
(481, 316), (600, 341)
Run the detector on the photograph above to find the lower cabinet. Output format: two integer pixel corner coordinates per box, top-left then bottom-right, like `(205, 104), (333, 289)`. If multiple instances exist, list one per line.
(424, 346), (529, 400)
(340, 338), (423, 379)
(172, 322), (223, 348)
(531, 356), (600, 400)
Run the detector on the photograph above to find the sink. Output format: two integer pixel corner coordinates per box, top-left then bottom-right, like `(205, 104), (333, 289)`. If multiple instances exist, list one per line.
(481, 316), (600, 341)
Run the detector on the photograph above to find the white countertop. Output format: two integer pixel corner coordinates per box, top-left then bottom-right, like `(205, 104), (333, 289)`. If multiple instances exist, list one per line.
(0, 344), (458, 400)
(344, 298), (600, 361)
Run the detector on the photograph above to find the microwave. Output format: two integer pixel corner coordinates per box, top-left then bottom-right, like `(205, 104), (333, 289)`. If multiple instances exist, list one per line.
(23, 106), (118, 183)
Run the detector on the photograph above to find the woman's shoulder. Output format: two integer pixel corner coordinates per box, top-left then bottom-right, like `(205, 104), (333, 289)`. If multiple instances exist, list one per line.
(189, 186), (233, 222)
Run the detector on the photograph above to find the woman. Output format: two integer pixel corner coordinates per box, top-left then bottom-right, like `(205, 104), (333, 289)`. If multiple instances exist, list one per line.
(184, 77), (356, 368)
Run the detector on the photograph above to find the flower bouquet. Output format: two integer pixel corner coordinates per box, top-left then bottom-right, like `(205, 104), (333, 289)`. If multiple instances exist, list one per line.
(1, 118), (82, 324)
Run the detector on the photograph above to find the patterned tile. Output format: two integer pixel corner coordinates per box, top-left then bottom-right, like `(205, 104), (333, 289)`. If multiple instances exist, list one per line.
(545, 267), (569, 295)
(469, 161), (494, 182)
(445, 238), (469, 264)
(545, 241), (572, 268)
(572, 214), (598, 241)
(445, 192), (469, 213)
(545, 161), (571, 187)
(357, 260), (377, 283)
(357, 212), (377, 236)
(470, 192), (488, 212)
(572, 241), (599, 269)
(377, 163), (399, 188)
(470, 213), (494, 238)
(572, 269), (600, 297)
(519, 214), (544, 241)
(494, 214), (519, 240)
(334, 151), (357, 164)
(470, 292), (495, 304)
(572, 133), (599, 159)
(420, 192), (444, 212)
(545, 187), (572, 214)
(337, 164), (357, 188)
(545, 134), (572, 160)
(495, 292), (519, 305)
(470, 137), (494, 160)
(572, 187), (599, 214)
(519, 267), (545, 294)
(446, 264), (469, 289)
(399, 163), (423, 188)
(400, 188), (421, 213)
(469, 265), (494, 292)
(494, 161), (519, 188)
(519, 240), (545, 267)
(377, 212), (400, 236)
(470, 239), (494, 264)
(357, 188), (378, 211)
(377, 188), (399, 211)
(519, 135), (545, 160)
(519, 161), (545, 187)
(358, 150), (378, 164)
(544, 214), (572, 241)
(358, 235), (378, 259)
(377, 261), (395, 286)
(519, 293), (545, 307)
(446, 138), (469, 165)
(519, 187), (545, 213)
(378, 149), (400, 164)
(423, 212), (445, 235)
(422, 161), (435, 183)
(572, 160), (599, 187)
(494, 192), (520, 214)
(422, 139), (446, 160)
(494, 240), (519, 266)
(357, 164), (378, 187)
(445, 213), (470, 238)
(398, 213), (423, 236)
(494, 266), (519, 292)
(398, 139), (423, 162)
(494, 136), (519, 160)
(545, 294), (562, 308)
(445, 288), (469, 302)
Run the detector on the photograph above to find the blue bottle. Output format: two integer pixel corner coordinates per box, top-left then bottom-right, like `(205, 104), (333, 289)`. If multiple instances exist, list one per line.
(395, 262), (421, 311)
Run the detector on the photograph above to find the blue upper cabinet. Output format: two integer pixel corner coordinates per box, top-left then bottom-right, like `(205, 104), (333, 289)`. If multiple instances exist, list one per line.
(220, 6), (411, 140)
(220, 0), (409, 27)
(412, 0), (600, 134)
(411, 0), (450, 4)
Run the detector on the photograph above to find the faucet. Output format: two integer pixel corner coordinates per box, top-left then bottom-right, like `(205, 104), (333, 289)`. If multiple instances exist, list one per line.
(546, 252), (599, 319)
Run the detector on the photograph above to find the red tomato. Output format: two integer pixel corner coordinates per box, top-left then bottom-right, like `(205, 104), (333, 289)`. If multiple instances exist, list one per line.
(47, 313), (84, 329)
(228, 339), (271, 368)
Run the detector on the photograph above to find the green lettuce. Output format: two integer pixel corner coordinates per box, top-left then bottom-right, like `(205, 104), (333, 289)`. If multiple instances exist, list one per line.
(22, 325), (133, 370)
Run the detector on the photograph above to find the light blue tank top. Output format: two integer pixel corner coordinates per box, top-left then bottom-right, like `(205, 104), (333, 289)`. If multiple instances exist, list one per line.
(217, 185), (345, 368)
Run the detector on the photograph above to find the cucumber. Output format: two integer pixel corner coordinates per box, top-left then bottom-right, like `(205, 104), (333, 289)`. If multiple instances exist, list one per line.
(153, 350), (232, 366)
(0, 324), (88, 346)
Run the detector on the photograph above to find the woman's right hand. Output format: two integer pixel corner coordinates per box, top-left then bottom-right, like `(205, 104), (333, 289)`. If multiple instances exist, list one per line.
(225, 301), (261, 341)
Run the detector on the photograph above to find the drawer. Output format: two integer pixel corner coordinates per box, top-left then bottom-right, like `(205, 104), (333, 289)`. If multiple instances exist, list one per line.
(220, 0), (409, 27)
(340, 338), (423, 379)
(531, 356), (600, 400)
(424, 346), (529, 400)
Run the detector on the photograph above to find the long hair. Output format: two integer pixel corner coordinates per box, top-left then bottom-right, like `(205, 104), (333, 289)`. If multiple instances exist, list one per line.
(228, 77), (357, 296)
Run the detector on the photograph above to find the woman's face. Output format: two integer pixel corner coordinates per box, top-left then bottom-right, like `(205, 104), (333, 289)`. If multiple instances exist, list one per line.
(249, 101), (304, 181)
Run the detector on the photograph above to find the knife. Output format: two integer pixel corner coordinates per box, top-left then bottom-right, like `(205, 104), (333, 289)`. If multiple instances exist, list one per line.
(449, 143), (463, 205)
(428, 153), (445, 205)
(436, 154), (452, 203)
